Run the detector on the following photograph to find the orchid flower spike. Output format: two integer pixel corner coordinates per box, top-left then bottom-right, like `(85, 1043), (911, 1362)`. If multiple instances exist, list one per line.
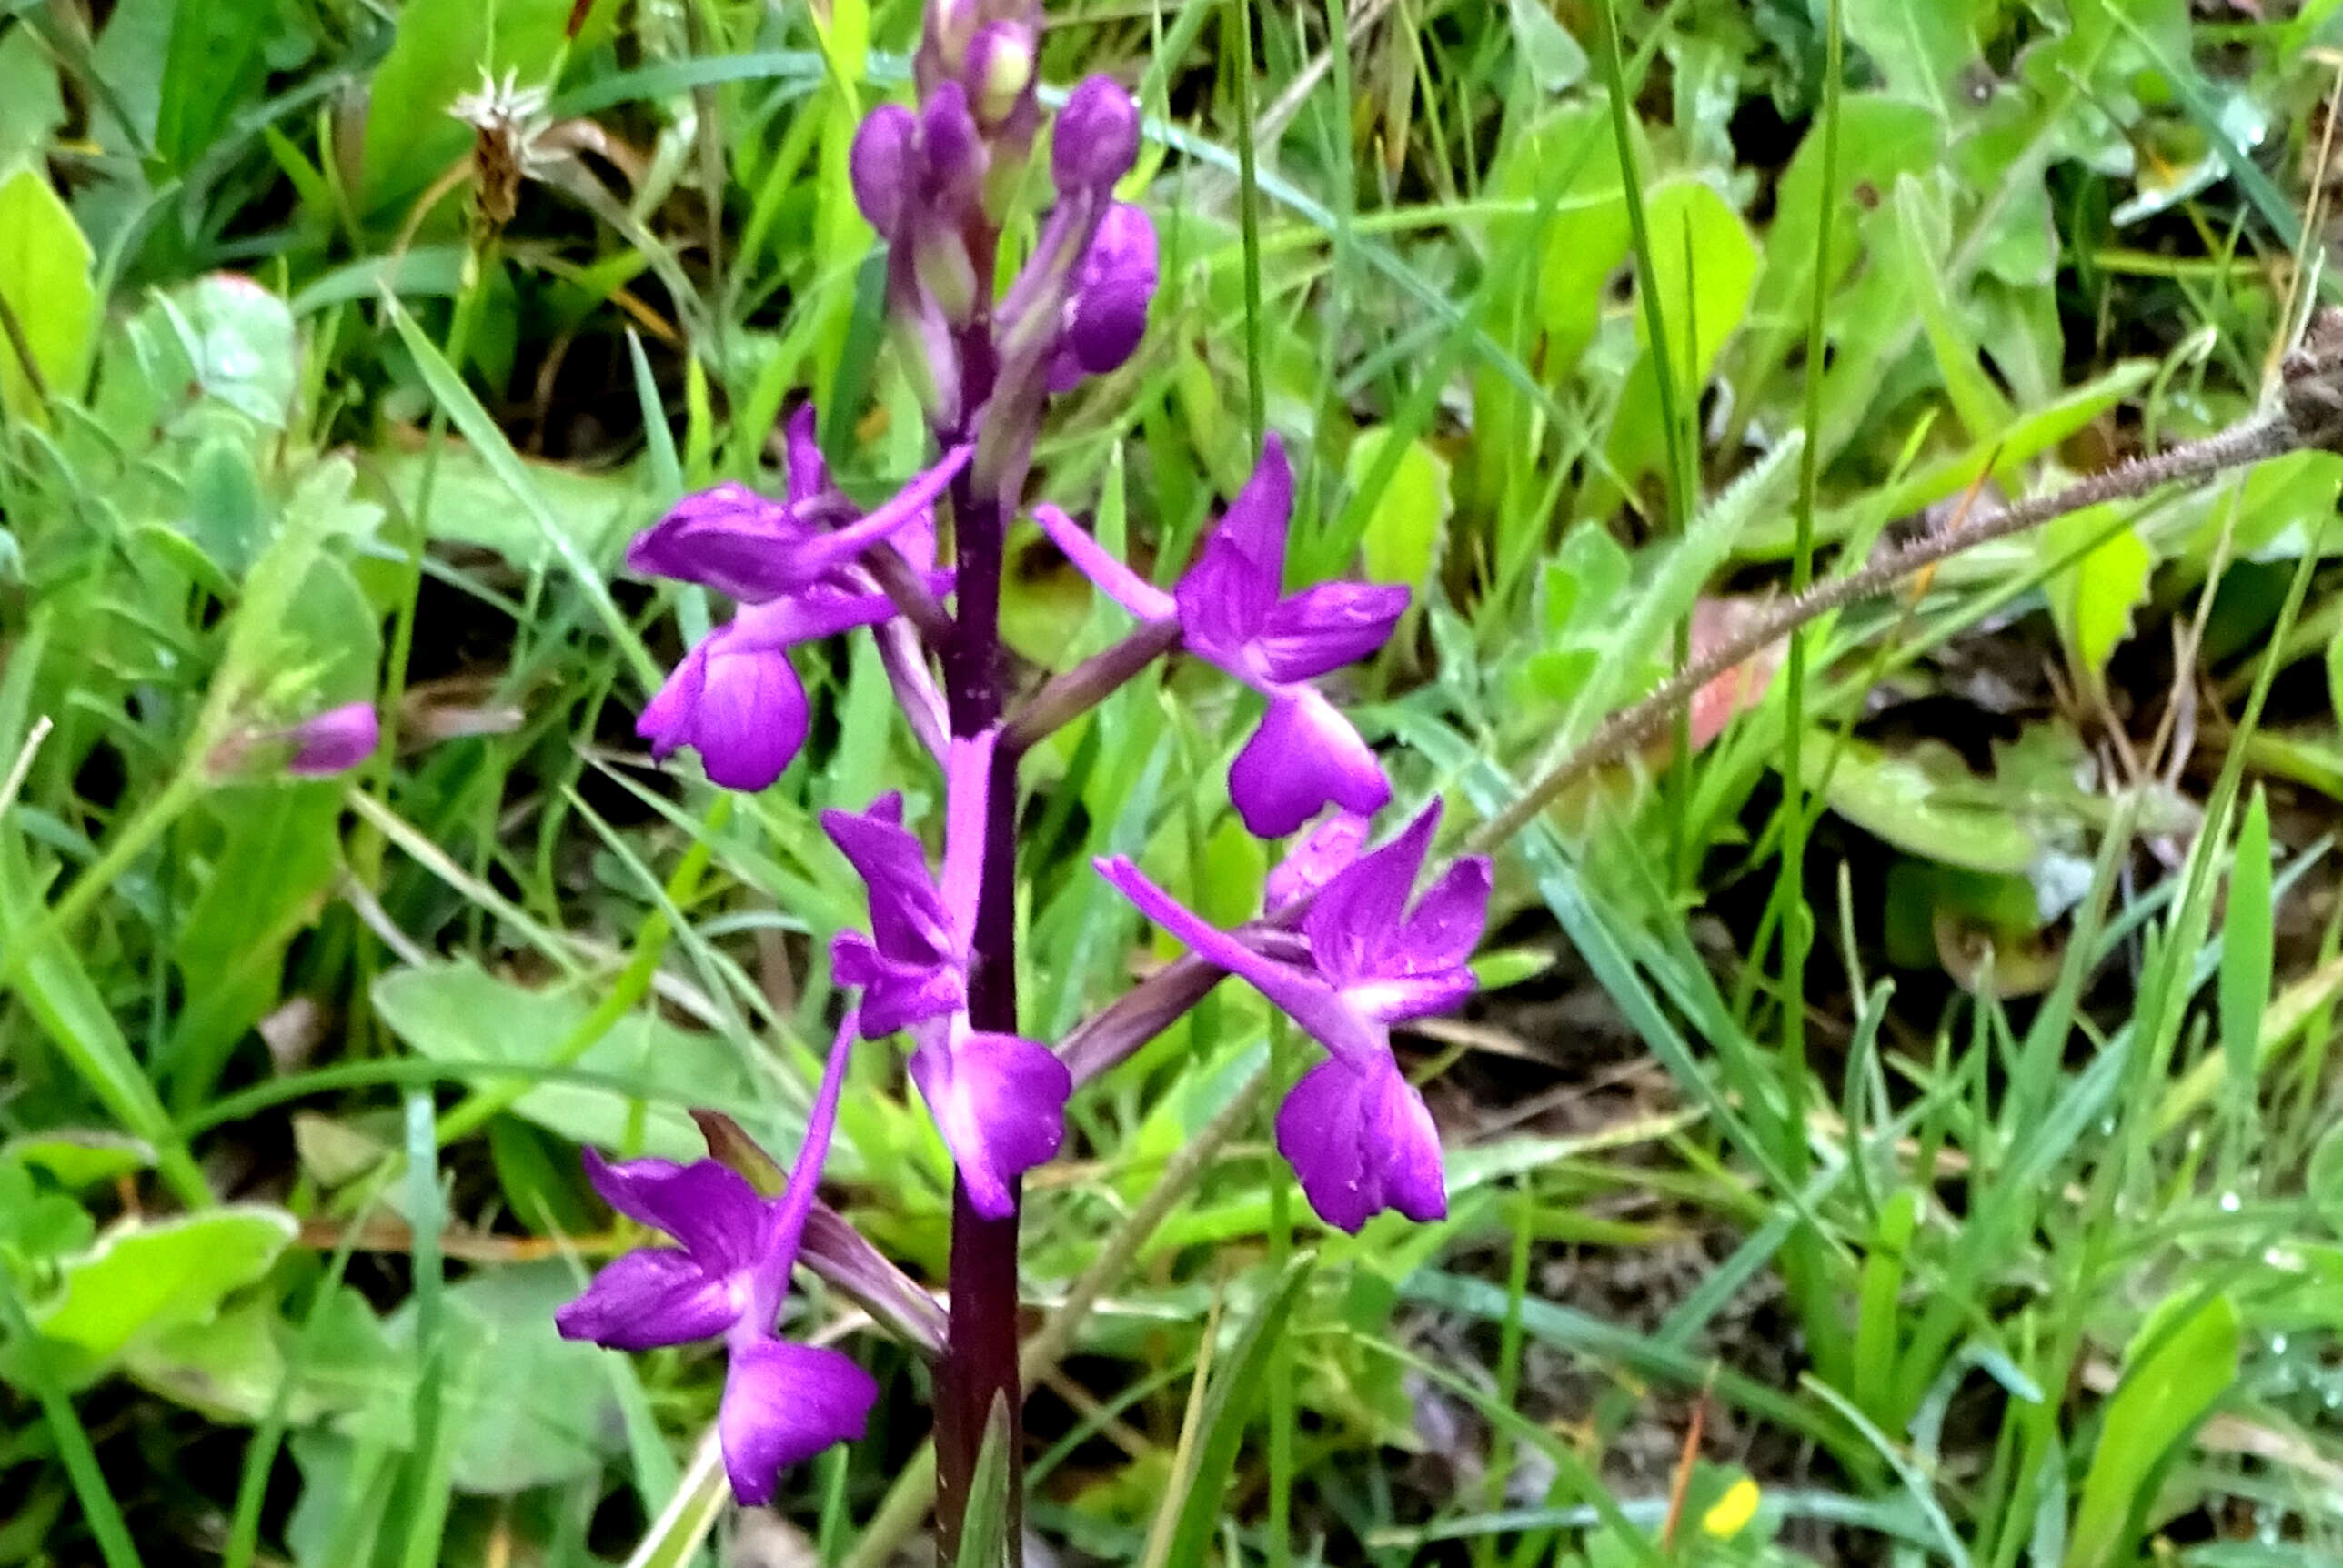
(1034, 435), (1411, 838)
(557, 1015), (879, 1504)
(823, 729), (1072, 1217)
(1094, 801), (1490, 1232)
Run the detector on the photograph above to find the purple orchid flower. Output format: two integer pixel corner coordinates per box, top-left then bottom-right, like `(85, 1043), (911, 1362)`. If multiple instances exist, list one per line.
(1046, 202), (1157, 392)
(557, 1015), (879, 1504)
(1093, 801), (1490, 1232)
(628, 408), (969, 604)
(1033, 436), (1411, 839)
(823, 728), (1072, 1217)
(279, 701), (379, 776)
(630, 407), (965, 791)
(639, 582), (909, 792)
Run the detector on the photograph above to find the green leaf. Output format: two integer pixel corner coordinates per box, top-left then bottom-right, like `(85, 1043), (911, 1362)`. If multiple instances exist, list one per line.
(0, 1160), (96, 1266)
(154, 0), (276, 169)
(1161, 1256), (1313, 1568)
(0, 162), (95, 419)
(1636, 176), (1760, 393)
(1506, 0), (1587, 93)
(1, 1131), (155, 1192)
(1805, 735), (2038, 876)
(158, 272), (300, 428)
(380, 1262), (626, 1493)
(0, 27), (65, 167)
(370, 959), (765, 1160)
(2043, 503), (2155, 699)
(1840, 0), (1982, 118)
(953, 1398), (1014, 1568)
(25, 1207), (297, 1377)
(2217, 789), (2272, 1098)
(1347, 427), (1452, 597)
(2069, 1292), (2240, 1568)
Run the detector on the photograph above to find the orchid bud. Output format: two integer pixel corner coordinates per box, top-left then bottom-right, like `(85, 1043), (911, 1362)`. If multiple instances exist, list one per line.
(1051, 76), (1140, 197)
(1062, 202), (1157, 377)
(282, 702), (379, 776)
(918, 0), (980, 91)
(850, 104), (917, 237)
(964, 22), (1035, 129)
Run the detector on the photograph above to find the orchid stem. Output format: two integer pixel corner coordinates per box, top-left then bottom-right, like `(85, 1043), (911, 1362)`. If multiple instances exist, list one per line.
(937, 475), (1027, 1565)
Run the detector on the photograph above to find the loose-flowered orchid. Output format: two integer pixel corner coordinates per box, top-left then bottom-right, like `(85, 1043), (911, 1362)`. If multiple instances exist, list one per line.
(1033, 435), (1410, 839)
(629, 407), (964, 790)
(1095, 801), (1490, 1231)
(556, 1016), (878, 1504)
(823, 729), (1072, 1218)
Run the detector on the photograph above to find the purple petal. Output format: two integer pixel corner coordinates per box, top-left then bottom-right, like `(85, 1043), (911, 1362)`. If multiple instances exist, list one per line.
(938, 727), (997, 948)
(1217, 435), (1294, 588)
(1229, 689), (1392, 840)
(919, 82), (986, 214)
(1265, 811), (1372, 910)
(555, 1248), (741, 1351)
(579, 1149), (768, 1271)
(822, 803), (955, 973)
(1064, 203), (1156, 377)
(1174, 528), (1279, 681)
(282, 702), (378, 776)
(909, 1029), (1071, 1219)
(1274, 1055), (1446, 1233)
(830, 930), (964, 1038)
(1255, 581), (1409, 684)
(1031, 504), (1176, 622)
(1051, 75), (1140, 196)
(625, 484), (809, 601)
(784, 405), (828, 508)
(638, 628), (809, 792)
(749, 1010), (861, 1326)
(719, 1338), (880, 1505)
(1093, 856), (1384, 1062)
(1303, 799), (1439, 986)
(1392, 857), (1493, 977)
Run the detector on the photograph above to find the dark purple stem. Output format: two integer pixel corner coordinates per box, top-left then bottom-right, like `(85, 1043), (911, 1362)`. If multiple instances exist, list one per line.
(936, 473), (1026, 1563)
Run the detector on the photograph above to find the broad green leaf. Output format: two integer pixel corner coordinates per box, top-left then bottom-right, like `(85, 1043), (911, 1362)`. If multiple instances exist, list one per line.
(1503, 105), (1630, 370)
(1347, 427), (1452, 596)
(1805, 735), (2038, 876)
(1840, 0), (1983, 118)
(1636, 176), (1759, 393)
(0, 162), (95, 420)
(381, 1261), (625, 1492)
(1892, 174), (2016, 444)
(166, 781), (346, 1108)
(2043, 503), (2154, 697)
(369, 440), (637, 572)
(1506, 0), (1587, 93)
(2, 1131), (154, 1191)
(154, 0), (277, 169)
(2217, 789), (2272, 1096)
(0, 28), (65, 167)
(182, 436), (271, 575)
(2069, 1292), (2239, 1568)
(370, 960), (764, 1160)
(27, 1206), (297, 1374)
(0, 1160), (96, 1265)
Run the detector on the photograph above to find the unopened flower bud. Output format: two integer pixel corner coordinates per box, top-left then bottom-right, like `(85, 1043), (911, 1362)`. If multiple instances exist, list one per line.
(282, 702), (379, 776)
(1062, 202), (1156, 377)
(964, 22), (1034, 128)
(920, 83), (986, 213)
(850, 105), (916, 237)
(1051, 75), (1139, 197)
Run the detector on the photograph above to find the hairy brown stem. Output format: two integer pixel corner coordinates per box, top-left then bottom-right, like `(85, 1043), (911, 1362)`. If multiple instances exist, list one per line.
(1463, 404), (2314, 858)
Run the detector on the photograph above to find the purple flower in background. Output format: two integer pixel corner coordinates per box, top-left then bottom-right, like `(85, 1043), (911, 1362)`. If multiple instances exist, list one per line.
(280, 702), (378, 776)
(824, 729), (1071, 1217)
(1033, 436), (1410, 839)
(1094, 801), (1489, 1231)
(557, 1016), (878, 1504)
(628, 409), (969, 604)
